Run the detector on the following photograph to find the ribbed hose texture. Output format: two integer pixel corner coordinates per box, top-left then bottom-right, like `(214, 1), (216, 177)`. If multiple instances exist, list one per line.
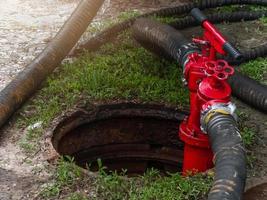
(207, 114), (246, 200)
(236, 44), (267, 64)
(74, 0), (267, 55)
(243, 44), (267, 61)
(133, 10), (267, 62)
(229, 72), (267, 112)
(170, 10), (267, 30)
(132, 8), (264, 200)
(0, 0), (104, 127)
(132, 18), (199, 66)
(133, 11), (267, 113)
(169, 10), (267, 66)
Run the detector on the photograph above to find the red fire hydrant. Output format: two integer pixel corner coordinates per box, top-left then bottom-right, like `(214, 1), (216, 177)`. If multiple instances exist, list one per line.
(179, 8), (241, 174)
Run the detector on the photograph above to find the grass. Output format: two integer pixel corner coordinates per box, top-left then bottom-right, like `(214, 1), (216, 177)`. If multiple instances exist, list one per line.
(18, 30), (188, 154)
(17, 5), (267, 155)
(238, 111), (257, 149)
(67, 193), (88, 200)
(13, 6), (266, 200)
(240, 58), (267, 84)
(40, 156), (83, 199)
(260, 16), (267, 25)
(40, 157), (213, 200)
(214, 4), (267, 13)
(95, 168), (212, 200)
(238, 111), (258, 169)
(241, 127), (256, 148)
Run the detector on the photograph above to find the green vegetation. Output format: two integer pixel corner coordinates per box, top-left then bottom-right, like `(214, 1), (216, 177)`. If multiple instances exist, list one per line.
(238, 111), (257, 148)
(40, 156), (83, 199)
(240, 58), (267, 84)
(67, 193), (88, 200)
(17, 3), (267, 155)
(241, 127), (256, 148)
(238, 111), (258, 169)
(18, 31), (188, 154)
(14, 6), (267, 200)
(215, 5), (241, 13)
(40, 157), (213, 200)
(96, 167), (212, 200)
(260, 16), (267, 25)
(215, 4), (267, 13)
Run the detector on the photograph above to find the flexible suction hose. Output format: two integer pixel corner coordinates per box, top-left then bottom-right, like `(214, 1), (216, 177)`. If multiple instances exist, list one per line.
(0, 0), (263, 199)
(228, 72), (267, 112)
(132, 18), (200, 67)
(207, 114), (246, 200)
(132, 18), (248, 200)
(169, 11), (267, 112)
(73, 0), (267, 112)
(132, 11), (267, 112)
(74, 0), (267, 55)
(0, 0), (104, 127)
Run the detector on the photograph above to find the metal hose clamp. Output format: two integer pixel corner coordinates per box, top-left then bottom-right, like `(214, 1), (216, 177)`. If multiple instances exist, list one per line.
(200, 102), (237, 133)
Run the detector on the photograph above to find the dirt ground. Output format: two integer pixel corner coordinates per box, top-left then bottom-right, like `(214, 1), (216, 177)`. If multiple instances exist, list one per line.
(0, 0), (187, 91)
(0, 0), (266, 199)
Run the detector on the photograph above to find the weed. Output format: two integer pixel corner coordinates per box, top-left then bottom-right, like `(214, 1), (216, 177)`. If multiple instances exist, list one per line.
(240, 58), (267, 84)
(241, 127), (256, 148)
(40, 156), (83, 199)
(19, 126), (44, 153)
(19, 140), (37, 154)
(118, 10), (140, 21)
(153, 16), (180, 24)
(56, 156), (82, 186)
(17, 5), (267, 156)
(130, 173), (212, 200)
(14, 6), (265, 199)
(237, 111), (257, 149)
(67, 192), (88, 200)
(248, 5), (267, 12)
(260, 17), (267, 26)
(40, 183), (60, 199)
(18, 29), (189, 155)
(215, 5), (241, 13)
(215, 5), (267, 13)
(95, 164), (213, 200)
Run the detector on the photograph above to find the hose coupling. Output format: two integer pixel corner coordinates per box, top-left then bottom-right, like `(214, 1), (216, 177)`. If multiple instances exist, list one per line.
(200, 102), (237, 133)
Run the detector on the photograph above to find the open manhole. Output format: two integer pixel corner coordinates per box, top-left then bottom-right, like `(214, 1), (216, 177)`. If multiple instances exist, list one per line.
(52, 103), (187, 175)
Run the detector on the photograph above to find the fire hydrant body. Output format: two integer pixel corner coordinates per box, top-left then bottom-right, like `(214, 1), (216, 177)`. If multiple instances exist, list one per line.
(179, 8), (239, 174)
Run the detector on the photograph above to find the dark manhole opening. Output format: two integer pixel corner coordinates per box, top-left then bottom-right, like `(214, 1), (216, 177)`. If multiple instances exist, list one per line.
(52, 103), (187, 175)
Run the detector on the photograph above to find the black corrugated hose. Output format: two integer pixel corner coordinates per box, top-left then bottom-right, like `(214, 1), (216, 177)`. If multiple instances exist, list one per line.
(74, 0), (267, 55)
(132, 17), (248, 200)
(132, 18), (200, 67)
(1, 0), (265, 126)
(142, 10), (267, 112)
(0, 0), (264, 200)
(74, 0), (267, 113)
(207, 114), (246, 200)
(168, 10), (267, 112)
(133, 18), (249, 200)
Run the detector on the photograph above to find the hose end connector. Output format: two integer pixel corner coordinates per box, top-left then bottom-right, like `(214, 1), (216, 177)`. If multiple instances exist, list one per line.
(200, 101), (237, 133)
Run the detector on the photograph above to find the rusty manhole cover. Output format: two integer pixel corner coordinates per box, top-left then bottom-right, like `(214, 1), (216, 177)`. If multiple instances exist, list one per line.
(52, 103), (187, 175)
